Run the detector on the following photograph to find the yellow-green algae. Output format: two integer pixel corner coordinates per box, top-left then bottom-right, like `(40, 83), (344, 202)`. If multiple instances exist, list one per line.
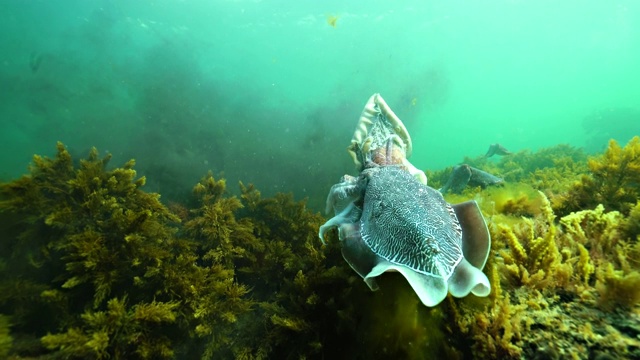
(432, 137), (640, 359)
(0, 138), (639, 359)
(0, 143), (252, 359)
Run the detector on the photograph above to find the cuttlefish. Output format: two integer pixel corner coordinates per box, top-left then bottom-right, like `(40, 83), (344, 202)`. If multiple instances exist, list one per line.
(485, 143), (513, 158)
(319, 94), (491, 307)
(440, 164), (504, 194)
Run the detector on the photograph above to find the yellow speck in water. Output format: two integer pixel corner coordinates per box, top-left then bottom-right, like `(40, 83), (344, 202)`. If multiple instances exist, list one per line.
(327, 14), (339, 28)
(411, 97), (418, 106)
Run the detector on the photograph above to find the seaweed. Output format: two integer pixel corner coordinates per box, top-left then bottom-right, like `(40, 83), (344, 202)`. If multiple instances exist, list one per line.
(0, 314), (11, 359)
(0, 143), (252, 359)
(623, 201), (640, 241)
(229, 183), (361, 359)
(446, 188), (640, 359)
(596, 265), (640, 311)
(183, 173), (261, 270)
(427, 144), (588, 198)
(556, 136), (640, 216)
(433, 138), (640, 358)
(41, 297), (180, 359)
(2, 138), (639, 359)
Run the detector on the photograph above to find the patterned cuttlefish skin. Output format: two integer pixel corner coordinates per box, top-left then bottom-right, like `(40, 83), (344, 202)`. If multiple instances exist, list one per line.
(319, 94), (491, 307)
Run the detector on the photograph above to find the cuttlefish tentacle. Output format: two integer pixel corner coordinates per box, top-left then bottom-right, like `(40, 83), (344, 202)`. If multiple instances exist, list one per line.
(348, 93), (427, 185)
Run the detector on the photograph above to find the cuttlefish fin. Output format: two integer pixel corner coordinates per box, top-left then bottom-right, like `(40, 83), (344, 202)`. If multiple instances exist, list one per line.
(340, 221), (450, 306)
(365, 260), (448, 307)
(448, 200), (491, 298)
(452, 200), (490, 269)
(448, 257), (490, 298)
(339, 222), (382, 291)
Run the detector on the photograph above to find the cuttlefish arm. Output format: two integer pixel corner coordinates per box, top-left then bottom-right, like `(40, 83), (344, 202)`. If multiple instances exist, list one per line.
(348, 93), (427, 185)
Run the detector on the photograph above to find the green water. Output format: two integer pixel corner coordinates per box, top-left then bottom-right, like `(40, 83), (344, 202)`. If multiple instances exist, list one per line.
(1, 0), (639, 209)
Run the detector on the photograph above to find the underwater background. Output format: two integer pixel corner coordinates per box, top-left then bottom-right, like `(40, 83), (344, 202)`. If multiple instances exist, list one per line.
(2, 0), (640, 208)
(1, 1), (640, 359)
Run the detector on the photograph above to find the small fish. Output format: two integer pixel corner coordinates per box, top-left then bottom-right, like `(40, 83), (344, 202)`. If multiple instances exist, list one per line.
(485, 143), (513, 158)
